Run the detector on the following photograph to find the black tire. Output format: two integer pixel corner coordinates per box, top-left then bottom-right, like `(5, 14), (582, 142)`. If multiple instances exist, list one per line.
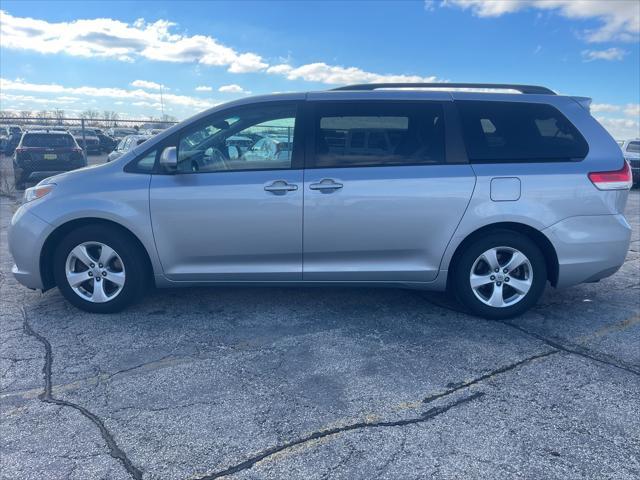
(450, 230), (547, 319)
(53, 225), (148, 313)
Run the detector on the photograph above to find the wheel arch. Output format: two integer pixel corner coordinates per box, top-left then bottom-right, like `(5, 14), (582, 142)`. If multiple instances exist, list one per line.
(40, 218), (154, 290)
(446, 222), (559, 288)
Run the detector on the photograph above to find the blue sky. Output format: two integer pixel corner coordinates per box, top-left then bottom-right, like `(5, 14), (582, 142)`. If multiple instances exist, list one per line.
(1, 0), (638, 138)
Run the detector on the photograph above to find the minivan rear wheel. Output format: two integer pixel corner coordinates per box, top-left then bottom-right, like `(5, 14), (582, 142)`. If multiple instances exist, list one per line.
(53, 225), (147, 313)
(451, 231), (547, 319)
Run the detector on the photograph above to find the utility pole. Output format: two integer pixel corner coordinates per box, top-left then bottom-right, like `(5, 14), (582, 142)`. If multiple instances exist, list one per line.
(160, 85), (165, 119)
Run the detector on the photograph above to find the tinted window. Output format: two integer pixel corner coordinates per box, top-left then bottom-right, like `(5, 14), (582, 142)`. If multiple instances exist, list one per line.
(626, 141), (640, 153)
(134, 149), (157, 172)
(313, 103), (445, 168)
(22, 133), (75, 148)
(177, 103), (297, 173)
(457, 101), (588, 162)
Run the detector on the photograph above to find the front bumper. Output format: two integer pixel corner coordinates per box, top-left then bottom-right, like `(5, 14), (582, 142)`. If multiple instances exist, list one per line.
(543, 214), (631, 288)
(9, 205), (52, 290)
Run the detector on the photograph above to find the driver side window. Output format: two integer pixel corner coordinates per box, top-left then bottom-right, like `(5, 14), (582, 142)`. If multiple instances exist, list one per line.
(176, 103), (298, 173)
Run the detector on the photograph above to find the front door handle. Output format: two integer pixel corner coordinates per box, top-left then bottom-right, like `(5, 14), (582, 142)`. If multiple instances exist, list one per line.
(309, 179), (344, 192)
(264, 180), (298, 194)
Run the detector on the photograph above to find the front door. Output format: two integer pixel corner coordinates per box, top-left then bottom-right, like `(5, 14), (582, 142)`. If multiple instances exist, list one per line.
(150, 101), (303, 281)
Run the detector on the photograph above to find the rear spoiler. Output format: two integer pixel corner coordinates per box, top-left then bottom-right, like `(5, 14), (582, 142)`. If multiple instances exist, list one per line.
(572, 96), (592, 112)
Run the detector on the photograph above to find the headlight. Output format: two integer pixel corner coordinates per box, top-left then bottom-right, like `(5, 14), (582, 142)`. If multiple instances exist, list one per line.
(24, 184), (55, 203)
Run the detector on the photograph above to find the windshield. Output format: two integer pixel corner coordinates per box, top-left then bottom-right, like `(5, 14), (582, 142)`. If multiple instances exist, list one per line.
(22, 133), (75, 148)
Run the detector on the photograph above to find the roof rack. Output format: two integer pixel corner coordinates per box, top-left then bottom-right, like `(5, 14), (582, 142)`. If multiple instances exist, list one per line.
(330, 83), (556, 95)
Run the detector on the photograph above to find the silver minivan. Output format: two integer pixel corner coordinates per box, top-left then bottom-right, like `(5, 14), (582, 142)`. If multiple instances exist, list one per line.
(9, 83), (633, 318)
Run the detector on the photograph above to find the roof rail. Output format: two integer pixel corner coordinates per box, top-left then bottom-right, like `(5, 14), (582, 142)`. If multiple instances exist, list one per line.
(330, 83), (556, 95)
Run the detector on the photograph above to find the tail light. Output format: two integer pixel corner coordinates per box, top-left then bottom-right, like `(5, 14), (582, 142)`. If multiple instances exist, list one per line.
(588, 161), (632, 190)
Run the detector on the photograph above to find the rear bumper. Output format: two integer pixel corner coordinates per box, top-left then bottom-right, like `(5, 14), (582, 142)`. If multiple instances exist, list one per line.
(543, 214), (631, 288)
(8, 206), (52, 290)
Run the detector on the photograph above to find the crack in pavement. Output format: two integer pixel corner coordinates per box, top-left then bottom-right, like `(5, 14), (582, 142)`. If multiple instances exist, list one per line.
(494, 319), (640, 377)
(422, 349), (559, 404)
(20, 307), (143, 480)
(414, 292), (640, 377)
(192, 392), (484, 480)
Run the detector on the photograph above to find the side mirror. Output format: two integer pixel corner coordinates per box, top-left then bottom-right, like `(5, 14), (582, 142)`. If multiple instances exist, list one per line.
(159, 146), (177, 172)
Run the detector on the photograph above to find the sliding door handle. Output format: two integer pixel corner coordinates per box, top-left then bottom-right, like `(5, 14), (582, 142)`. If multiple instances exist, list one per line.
(309, 179), (343, 191)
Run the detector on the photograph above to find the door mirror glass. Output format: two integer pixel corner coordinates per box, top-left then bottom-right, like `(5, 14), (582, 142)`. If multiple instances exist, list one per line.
(160, 146), (177, 172)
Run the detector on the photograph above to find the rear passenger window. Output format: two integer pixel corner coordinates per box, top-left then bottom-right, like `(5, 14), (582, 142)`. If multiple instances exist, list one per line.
(457, 101), (588, 162)
(627, 141), (640, 153)
(313, 103), (445, 168)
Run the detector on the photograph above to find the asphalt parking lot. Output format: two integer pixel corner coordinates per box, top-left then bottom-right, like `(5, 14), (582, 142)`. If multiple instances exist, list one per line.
(1, 154), (639, 480)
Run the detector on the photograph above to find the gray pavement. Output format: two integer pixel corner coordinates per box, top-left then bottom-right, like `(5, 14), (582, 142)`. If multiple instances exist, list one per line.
(1, 158), (639, 479)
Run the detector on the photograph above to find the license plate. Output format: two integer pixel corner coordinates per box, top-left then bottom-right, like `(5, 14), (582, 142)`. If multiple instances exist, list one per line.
(43, 154), (57, 160)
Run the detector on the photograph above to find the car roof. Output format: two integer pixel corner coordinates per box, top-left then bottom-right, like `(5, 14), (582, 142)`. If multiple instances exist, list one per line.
(23, 130), (71, 135)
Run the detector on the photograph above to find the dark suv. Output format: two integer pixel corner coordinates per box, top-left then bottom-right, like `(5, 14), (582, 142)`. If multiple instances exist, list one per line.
(13, 130), (86, 189)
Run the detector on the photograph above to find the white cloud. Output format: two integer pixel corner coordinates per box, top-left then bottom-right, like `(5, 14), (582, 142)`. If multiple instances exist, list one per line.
(582, 48), (627, 62)
(267, 62), (439, 85)
(590, 103), (621, 113)
(442, 1), (640, 42)
(195, 85), (213, 92)
(218, 84), (247, 93)
(130, 79), (164, 90)
(0, 10), (268, 72)
(0, 77), (215, 110)
(0, 11), (442, 88)
(595, 116), (639, 140)
(0, 93), (80, 105)
(624, 103), (640, 118)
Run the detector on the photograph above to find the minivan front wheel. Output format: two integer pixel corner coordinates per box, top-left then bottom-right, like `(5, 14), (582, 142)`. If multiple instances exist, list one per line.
(53, 225), (147, 313)
(451, 231), (547, 319)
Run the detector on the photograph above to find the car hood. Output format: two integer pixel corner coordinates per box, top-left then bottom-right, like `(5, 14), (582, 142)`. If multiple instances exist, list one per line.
(37, 161), (110, 186)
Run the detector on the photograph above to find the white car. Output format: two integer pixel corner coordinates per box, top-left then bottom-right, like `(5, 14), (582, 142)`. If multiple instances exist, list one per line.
(619, 138), (640, 185)
(107, 134), (151, 162)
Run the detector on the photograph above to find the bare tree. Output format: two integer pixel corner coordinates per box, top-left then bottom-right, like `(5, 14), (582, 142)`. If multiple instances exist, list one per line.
(81, 109), (100, 124)
(53, 109), (66, 124)
(102, 110), (119, 127)
(36, 110), (52, 125)
(19, 110), (33, 119)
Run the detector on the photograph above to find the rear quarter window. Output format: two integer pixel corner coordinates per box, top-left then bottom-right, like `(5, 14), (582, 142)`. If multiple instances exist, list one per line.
(457, 101), (589, 163)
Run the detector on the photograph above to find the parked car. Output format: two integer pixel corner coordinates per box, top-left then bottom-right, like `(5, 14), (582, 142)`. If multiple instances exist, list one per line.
(12, 130), (85, 190)
(143, 128), (166, 136)
(93, 131), (117, 153)
(69, 128), (101, 154)
(107, 134), (151, 162)
(225, 135), (255, 156)
(107, 127), (138, 140)
(8, 83), (633, 317)
(619, 139), (639, 185)
(242, 135), (293, 163)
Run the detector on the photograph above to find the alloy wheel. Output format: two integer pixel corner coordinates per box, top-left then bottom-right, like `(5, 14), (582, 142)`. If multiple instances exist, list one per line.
(469, 246), (533, 308)
(65, 241), (126, 303)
